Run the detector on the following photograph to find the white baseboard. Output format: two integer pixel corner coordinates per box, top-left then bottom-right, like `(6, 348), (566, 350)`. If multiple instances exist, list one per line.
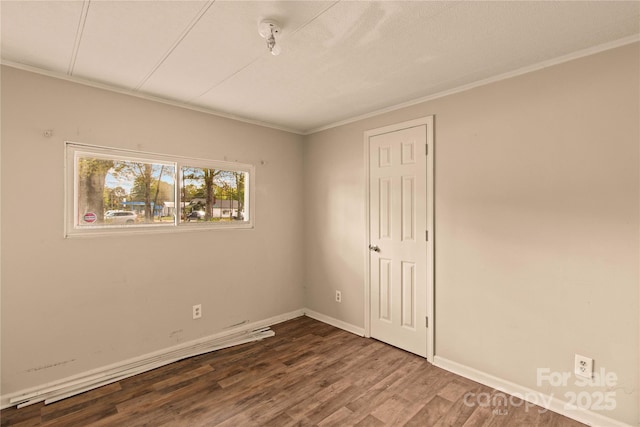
(249, 308), (305, 329)
(434, 356), (633, 427)
(1, 309), (305, 410)
(303, 308), (365, 337)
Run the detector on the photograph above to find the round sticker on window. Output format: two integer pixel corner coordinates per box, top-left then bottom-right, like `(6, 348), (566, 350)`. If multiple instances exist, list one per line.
(83, 212), (97, 223)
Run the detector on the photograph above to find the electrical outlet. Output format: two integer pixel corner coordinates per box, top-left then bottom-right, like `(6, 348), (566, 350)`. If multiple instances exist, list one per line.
(574, 354), (593, 379)
(192, 304), (202, 319)
(335, 290), (342, 303)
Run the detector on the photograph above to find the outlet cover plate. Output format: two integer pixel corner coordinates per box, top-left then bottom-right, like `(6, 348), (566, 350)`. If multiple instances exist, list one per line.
(193, 304), (202, 319)
(574, 354), (593, 379)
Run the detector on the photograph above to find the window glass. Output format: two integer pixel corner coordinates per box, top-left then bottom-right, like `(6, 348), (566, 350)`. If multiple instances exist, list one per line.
(75, 154), (176, 228)
(181, 167), (249, 223)
(66, 143), (253, 237)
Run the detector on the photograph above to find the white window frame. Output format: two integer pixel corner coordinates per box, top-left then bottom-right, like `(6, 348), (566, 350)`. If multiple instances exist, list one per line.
(65, 142), (255, 237)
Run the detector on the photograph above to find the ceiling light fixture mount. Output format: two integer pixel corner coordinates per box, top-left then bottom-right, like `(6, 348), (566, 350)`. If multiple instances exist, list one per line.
(258, 19), (281, 56)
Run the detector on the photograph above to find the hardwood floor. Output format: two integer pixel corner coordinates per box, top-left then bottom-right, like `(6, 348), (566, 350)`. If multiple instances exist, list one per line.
(1, 316), (586, 426)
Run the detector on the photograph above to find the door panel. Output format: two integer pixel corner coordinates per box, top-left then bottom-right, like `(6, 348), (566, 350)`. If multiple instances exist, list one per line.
(379, 258), (392, 322)
(379, 177), (392, 239)
(401, 176), (415, 241)
(401, 261), (416, 328)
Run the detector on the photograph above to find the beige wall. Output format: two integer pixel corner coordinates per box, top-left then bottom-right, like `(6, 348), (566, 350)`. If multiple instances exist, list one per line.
(303, 43), (639, 425)
(1, 66), (305, 394)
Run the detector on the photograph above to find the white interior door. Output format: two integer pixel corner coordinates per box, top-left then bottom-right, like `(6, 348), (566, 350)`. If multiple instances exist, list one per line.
(368, 123), (429, 358)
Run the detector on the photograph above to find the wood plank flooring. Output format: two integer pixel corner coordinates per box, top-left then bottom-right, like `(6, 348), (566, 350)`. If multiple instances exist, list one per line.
(1, 316), (586, 426)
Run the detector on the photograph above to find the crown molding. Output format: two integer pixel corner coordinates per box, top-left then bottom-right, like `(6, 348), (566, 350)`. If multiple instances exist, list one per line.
(3, 33), (638, 137)
(0, 60), (305, 135)
(303, 34), (640, 135)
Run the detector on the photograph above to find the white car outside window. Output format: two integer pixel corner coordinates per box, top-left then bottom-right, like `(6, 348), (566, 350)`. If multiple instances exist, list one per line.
(104, 211), (137, 225)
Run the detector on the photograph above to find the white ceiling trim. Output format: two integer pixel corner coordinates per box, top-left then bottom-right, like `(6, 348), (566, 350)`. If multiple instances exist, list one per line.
(304, 34), (640, 135)
(3, 34), (638, 137)
(67, 0), (90, 75)
(134, 0), (215, 91)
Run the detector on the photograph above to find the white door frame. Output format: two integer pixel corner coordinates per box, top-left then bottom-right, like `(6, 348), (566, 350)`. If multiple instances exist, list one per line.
(364, 116), (435, 362)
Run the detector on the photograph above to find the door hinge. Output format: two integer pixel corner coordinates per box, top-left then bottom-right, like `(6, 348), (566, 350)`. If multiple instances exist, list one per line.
(425, 316), (429, 327)
(426, 230), (428, 241)
(426, 144), (428, 155)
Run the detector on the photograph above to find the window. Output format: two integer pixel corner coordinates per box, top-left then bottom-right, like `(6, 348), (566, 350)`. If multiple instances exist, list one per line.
(180, 165), (247, 223)
(65, 143), (254, 237)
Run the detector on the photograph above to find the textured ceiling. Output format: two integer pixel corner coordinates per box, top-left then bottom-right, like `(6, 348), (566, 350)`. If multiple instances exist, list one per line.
(2, 1), (639, 133)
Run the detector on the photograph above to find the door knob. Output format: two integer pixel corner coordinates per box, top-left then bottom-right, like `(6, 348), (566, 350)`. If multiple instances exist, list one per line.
(369, 244), (381, 253)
